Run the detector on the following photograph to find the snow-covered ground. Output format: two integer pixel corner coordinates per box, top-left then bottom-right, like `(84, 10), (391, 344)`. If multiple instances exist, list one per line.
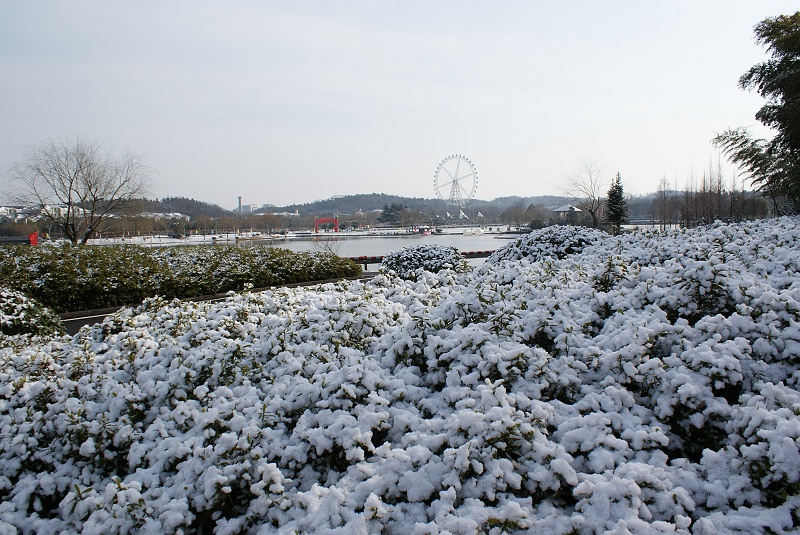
(1, 218), (798, 534)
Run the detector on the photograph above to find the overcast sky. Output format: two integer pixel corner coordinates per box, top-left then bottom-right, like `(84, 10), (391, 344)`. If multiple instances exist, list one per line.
(1, 1), (797, 209)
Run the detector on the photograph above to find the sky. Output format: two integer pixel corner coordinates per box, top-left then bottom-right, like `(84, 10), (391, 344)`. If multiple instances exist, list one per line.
(1, 1), (797, 209)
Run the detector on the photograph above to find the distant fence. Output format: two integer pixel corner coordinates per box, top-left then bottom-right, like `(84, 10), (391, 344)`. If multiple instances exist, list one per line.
(349, 249), (495, 270)
(0, 236), (34, 245)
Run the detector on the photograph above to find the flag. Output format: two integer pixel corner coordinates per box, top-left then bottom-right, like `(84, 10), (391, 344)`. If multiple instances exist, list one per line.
(28, 231), (39, 246)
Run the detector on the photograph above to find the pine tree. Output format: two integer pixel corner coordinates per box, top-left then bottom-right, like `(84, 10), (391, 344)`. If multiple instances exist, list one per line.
(377, 203), (407, 225)
(713, 11), (800, 213)
(605, 173), (629, 235)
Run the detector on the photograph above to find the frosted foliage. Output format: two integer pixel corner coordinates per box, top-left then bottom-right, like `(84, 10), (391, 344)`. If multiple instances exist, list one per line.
(486, 225), (606, 265)
(380, 243), (470, 280)
(0, 288), (64, 337)
(0, 217), (799, 534)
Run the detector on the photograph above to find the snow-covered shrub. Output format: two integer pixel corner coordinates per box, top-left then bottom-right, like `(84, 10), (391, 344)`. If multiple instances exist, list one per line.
(0, 287), (64, 337)
(380, 243), (470, 279)
(485, 225), (606, 265)
(0, 217), (799, 533)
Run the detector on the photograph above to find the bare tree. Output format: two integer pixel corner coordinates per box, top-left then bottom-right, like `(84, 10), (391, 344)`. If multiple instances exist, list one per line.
(501, 200), (527, 229)
(564, 161), (606, 228)
(655, 176), (670, 230)
(311, 235), (343, 255)
(9, 136), (152, 244)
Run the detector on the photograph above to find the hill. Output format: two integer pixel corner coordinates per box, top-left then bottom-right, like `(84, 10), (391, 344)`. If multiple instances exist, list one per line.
(264, 193), (572, 217)
(128, 197), (232, 218)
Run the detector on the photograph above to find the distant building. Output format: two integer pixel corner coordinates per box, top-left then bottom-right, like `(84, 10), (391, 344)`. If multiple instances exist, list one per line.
(43, 205), (77, 219)
(238, 204), (259, 214)
(138, 212), (191, 221)
(272, 210), (300, 217)
(552, 204), (582, 220)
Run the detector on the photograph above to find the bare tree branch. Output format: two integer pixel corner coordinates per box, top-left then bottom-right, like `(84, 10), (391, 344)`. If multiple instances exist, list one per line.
(9, 136), (153, 244)
(563, 160), (607, 228)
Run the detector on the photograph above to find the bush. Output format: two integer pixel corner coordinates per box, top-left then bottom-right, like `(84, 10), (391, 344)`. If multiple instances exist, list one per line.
(0, 217), (799, 533)
(486, 225), (606, 265)
(0, 244), (362, 312)
(380, 243), (470, 279)
(0, 288), (65, 336)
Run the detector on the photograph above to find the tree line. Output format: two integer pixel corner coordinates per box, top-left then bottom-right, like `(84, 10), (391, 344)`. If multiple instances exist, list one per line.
(652, 169), (770, 230)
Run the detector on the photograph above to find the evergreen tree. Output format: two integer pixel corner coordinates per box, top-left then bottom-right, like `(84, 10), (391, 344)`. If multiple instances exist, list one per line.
(605, 173), (628, 235)
(377, 203), (407, 225)
(713, 11), (800, 213)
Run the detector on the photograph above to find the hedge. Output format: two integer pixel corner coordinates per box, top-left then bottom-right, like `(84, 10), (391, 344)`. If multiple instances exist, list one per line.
(0, 244), (362, 312)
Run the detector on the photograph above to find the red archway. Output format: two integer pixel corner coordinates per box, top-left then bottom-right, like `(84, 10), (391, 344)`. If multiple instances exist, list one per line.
(314, 216), (339, 233)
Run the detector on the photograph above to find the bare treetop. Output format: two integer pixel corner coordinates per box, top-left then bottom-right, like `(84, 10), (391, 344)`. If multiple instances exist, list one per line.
(10, 136), (153, 244)
(564, 160), (607, 229)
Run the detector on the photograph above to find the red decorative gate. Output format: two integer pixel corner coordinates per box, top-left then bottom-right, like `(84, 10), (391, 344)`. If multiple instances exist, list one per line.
(314, 216), (339, 233)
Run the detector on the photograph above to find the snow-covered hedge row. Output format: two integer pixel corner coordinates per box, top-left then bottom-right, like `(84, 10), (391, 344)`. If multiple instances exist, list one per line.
(0, 218), (798, 533)
(0, 244), (361, 312)
(381, 244), (470, 280)
(0, 288), (64, 337)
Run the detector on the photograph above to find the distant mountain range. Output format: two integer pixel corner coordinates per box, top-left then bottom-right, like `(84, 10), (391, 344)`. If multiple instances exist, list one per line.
(259, 193), (583, 217)
(132, 192), (659, 219)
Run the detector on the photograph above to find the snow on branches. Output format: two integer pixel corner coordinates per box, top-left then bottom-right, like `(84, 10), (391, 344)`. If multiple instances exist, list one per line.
(381, 243), (471, 280)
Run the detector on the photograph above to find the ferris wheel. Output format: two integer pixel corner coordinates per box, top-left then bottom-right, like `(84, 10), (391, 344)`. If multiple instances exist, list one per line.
(434, 154), (478, 207)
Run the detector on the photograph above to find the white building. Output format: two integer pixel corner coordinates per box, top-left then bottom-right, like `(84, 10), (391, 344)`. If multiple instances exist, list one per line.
(137, 212), (191, 221)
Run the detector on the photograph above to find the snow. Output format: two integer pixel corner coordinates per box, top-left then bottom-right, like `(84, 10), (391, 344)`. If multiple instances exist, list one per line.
(0, 218), (799, 533)
(381, 243), (470, 280)
(0, 288), (64, 337)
